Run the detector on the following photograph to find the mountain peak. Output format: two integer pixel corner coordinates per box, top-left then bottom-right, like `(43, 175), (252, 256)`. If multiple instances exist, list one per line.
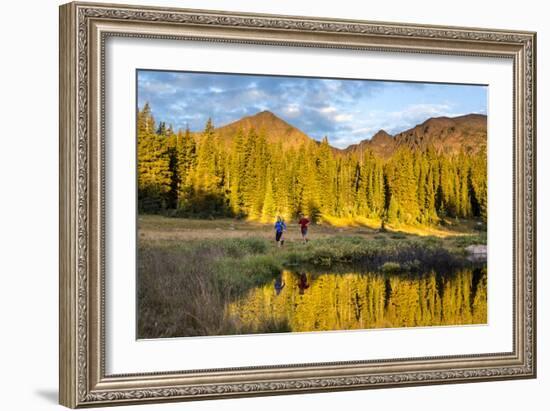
(244, 110), (286, 125)
(343, 129), (394, 157)
(371, 129), (392, 144)
(213, 110), (312, 148)
(255, 110), (276, 117)
(240, 110), (295, 130)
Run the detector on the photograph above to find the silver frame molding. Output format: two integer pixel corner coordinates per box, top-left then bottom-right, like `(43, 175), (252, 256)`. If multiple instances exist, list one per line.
(59, 2), (537, 408)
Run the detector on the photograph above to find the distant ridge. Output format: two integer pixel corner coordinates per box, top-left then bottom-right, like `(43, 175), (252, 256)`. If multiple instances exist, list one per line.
(344, 113), (487, 157)
(194, 110), (487, 157)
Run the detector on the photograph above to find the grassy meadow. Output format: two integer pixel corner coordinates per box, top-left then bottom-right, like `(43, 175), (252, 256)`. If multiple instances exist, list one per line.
(138, 215), (486, 338)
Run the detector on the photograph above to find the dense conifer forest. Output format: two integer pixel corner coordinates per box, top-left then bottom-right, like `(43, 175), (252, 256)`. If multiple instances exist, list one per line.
(137, 103), (487, 226)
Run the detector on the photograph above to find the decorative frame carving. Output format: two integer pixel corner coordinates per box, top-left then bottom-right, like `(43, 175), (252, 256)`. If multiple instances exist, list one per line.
(59, 2), (536, 408)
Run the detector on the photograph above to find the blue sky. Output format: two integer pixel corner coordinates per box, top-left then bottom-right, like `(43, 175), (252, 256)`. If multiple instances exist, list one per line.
(137, 70), (487, 149)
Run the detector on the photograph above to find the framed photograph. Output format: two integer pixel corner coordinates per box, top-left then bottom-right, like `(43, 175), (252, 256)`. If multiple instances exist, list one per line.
(59, 2), (537, 408)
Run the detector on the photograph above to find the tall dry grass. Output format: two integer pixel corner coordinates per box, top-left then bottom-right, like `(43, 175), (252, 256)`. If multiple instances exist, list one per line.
(137, 238), (289, 338)
(138, 245), (228, 338)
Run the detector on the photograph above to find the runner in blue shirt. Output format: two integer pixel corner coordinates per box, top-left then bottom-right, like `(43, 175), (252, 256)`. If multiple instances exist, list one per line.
(274, 216), (287, 247)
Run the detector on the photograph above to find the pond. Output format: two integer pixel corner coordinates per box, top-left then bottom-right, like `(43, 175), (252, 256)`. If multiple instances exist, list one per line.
(226, 266), (487, 334)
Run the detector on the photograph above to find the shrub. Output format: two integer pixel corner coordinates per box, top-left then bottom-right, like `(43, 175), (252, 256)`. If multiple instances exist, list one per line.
(380, 262), (402, 273)
(390, 232), (406, 239)
(423, 236), (442, 247)
(214, 255), (282, 295)
(452, 233), (487, 248)
(218, 237), (269, 257)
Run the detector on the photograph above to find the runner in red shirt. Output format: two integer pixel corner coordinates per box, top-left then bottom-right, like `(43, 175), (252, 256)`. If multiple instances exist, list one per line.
(298, 214), (310, 243)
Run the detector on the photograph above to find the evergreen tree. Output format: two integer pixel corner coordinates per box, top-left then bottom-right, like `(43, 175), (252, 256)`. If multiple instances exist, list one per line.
(317, 137), (336, 215)
(470, 147), (488, 222)
(137, 104), (172, 212)
(229, 128), (246, 215)
(261, 166), (276, 221)
(193, 118), (220, 192)
(137, 102), (155, 135)
(176, 127), (196, 207)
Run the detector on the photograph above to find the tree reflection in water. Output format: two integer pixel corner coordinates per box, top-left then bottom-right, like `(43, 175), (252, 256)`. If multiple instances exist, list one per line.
(227, 267), (487, 333)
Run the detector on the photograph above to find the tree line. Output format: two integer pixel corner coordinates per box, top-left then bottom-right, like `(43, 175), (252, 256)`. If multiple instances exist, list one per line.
(137, 103), (487, 225)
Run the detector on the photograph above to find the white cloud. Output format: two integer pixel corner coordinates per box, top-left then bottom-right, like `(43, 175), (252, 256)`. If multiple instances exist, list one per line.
(334, 113), (353, 122)
(320, 106), (337, 114)
(350, 126), (379, 135)
(388, 103), (454, 122)
(168, 102), (187, 112)
(139, 80), (177, 95)
(245, 89), (266, 99)
(283, 104), (301, 117)
(330, 135), (362, 149)
(317, 106), (353, 124)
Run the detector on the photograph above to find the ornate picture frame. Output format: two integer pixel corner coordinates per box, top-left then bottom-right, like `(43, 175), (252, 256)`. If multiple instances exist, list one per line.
(59, 1), (536, 408)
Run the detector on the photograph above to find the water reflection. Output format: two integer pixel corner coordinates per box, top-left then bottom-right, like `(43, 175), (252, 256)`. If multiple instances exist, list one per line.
(298, 272), (310, 295)
(227, 267), (487, 333)
(274, 274), (285, 296)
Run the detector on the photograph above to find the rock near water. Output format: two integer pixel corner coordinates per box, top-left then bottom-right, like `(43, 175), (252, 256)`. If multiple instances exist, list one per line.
(465, 244), (487, 262)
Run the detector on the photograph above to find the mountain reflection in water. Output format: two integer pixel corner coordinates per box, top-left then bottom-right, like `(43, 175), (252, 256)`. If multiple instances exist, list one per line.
(226, 267), (487, 333)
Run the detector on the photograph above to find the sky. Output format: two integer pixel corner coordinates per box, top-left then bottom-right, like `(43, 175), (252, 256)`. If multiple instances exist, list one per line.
(137, 70), (487, 149)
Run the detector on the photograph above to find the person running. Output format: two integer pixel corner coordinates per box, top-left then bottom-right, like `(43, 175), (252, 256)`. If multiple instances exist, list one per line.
(274, 216), (287, 247)
(298, 214), (310, 243)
